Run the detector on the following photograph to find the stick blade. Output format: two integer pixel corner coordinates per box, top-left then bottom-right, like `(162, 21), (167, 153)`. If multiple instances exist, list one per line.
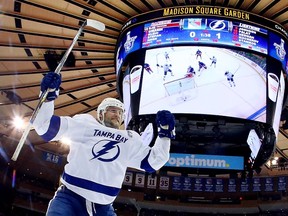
(86, 19), (105, 31)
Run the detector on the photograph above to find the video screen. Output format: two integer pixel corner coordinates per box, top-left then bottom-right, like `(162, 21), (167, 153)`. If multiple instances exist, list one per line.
(139, 46), (267, 123)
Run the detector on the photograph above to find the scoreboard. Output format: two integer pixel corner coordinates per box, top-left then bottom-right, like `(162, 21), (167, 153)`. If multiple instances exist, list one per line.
(142, 18), (268, 54)
(115, 5), (288, 171)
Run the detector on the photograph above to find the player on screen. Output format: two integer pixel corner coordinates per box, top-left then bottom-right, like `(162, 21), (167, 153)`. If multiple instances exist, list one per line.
(157, 63), (174, 81)
(33, 72), (176, 216)
(195, 49), (202, 60)
(198, 61), (207, 75)
(224, 71), (236, 87)
(144, 63), (153, 74)
(210, 56), (217, 68)
(164, 51), (170, 62)
(185, 66), (196, 78)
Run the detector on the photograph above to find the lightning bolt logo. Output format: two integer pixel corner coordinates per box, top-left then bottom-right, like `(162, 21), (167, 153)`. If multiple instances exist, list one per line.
(213, 20), (222, 28)
(91, 140), (120, 162)
(209, 20), (225, 31)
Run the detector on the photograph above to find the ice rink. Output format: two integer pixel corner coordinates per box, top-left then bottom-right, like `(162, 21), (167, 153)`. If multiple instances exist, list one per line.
(139, 46), (267, 123)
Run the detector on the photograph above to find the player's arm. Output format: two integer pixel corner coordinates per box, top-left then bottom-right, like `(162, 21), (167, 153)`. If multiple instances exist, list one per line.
(33, 72), (63, 141)
(128, 110), (175, 173)
(147, 110), (175, 171)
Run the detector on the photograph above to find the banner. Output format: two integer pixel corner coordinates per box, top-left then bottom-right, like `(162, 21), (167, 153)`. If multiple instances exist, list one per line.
(240, 178), (250, 192)
(172, 176), (182, 191)
(147, 175), (157, 189)
(277, 176), (287, 191)
(252, 178), (261, 192)
(204, 178), (214, 192)
(215, 178), (224, 192)
(193, 178), (204, 192)
(123, 172), (133, 186)
(228, 179), (237, 192)
(159, 176), (170, 190)
(264, 177), (274, 192)
(183, 177), (192, 191)
(42, 152), (62, 165)
(135, 173), (145, 188)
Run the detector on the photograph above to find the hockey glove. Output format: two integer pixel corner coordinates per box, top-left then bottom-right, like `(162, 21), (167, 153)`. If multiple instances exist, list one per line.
(40, 72), (61, 101)
(156, 110), (176, 139)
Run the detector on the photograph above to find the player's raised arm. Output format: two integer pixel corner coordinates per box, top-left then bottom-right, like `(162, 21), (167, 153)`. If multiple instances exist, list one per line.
(130, 110), (176, 172)
(33, 72), (62, 140)
(149, 110), (175, 170)
(156, 110), (176, 140)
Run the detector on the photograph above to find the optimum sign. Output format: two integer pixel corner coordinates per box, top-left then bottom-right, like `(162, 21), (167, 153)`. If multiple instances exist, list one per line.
(166, 153), (244, 170)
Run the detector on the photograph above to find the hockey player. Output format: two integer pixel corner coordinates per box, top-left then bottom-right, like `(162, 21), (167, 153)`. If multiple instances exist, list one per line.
(225, 71), (236, 87)
(157, 63), (174, 81)
(198, 61), (207, 75)
(164, 51), (170, 61)
(144, 63), (153, 74)
(195, 49), (202, 60)
(185, 66), (196, 78)
(33, 72), (176, 216)
(210, 56), (217, 68)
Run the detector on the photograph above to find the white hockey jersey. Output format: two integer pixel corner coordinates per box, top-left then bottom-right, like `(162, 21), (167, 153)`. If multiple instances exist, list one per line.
(33, 101), (170, 204)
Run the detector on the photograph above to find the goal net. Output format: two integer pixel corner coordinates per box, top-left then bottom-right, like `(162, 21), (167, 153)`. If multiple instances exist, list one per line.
(163, 76), (198, 105)
(164, 76), (196, 96)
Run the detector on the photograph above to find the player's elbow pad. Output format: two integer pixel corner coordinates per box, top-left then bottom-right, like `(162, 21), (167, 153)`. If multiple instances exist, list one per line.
(140, 151), (156, 173)
(39, 115), (61, 142)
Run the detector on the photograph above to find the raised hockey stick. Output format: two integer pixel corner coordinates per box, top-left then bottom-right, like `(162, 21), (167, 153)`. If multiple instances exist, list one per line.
(11, 19), (105, 161)
(204, 52), (210, 59)
(156, 53), (161, 74)
(233, 64), (241, 75)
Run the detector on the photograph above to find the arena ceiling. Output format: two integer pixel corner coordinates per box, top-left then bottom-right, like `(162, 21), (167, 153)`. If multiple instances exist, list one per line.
(0, 0), (288, 185)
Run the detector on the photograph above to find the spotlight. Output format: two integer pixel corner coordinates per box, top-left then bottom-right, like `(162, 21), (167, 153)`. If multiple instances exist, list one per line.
(12, 116), (25, 129)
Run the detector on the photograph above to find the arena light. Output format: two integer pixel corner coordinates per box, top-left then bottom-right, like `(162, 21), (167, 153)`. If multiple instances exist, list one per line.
(271, 157), (279, 165)
(12, 116), (25, 130)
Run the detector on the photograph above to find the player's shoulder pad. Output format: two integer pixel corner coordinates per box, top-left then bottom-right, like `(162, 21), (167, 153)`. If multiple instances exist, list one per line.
(72, 113), (96, 123)
(126, 129), (141, 139)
